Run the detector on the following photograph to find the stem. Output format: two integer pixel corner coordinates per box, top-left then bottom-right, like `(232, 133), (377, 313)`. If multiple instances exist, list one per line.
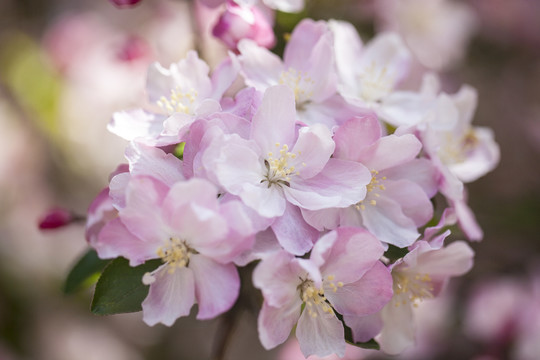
(211, 304), (240, 360)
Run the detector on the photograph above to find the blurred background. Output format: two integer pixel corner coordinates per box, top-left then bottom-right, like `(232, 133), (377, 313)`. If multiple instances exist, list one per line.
(0, 0), (539, 359)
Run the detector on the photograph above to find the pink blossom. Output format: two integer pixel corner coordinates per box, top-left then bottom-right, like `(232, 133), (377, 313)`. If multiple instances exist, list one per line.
(254, 228), (392, 358)
(94, 176), (254, 326)
(200, 85), (371, 253)
(108, 52), (238, 146)
(377, 233), (474, 354)
(374, 0), (477, 71)
(238, 19), (363, 127)
(303, 115), (438, 248)
(212, 2), (275, 50)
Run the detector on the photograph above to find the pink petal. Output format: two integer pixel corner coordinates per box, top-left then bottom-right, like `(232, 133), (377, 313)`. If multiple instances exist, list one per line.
(125, 142), (185, 186)
(333, 115), (382, 161)
(325, 261), (393, 316)
(296, 306), (346, 358)
(238, 39), (283, 90)
(381, 158), (439, 198)
(250, 85), (297, 154)
(313, 228), (385, 284)
(95, 217), (158, 266)
(258, 299), (301, 350)
(253, 251), (301, 307)
(120, 176), (170, 244)
(301, 207), (341, 232)
(413, 241), (474, 278)
(286, 159), (370, 210)
(343, 312), (383, 343)
(382, 179), (434, 227)
(359, 133), (422, 172)
(189, 255), (240, 320)
(377, 293), (415, 355)
(291, 124), (334, 179)
(271, 202), (317, 255)
(210, 56), (239, 100)
(142, 266), (195, 326)
(283, 19), (328, 71)
(361, 194), (420, 248)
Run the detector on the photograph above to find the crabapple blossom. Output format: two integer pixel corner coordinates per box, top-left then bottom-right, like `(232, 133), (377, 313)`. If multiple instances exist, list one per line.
(377, 234), (474, 354)
(109, 51), (238, 146)
(374, 0), (476, 71)
(200, 85), (371, 253)
(238, 19), (364, 127)
(96, 176), (254, 325)
(254, 228), (392, 358)
(212, 1), (275, 50)
(303, 115), (438, 248)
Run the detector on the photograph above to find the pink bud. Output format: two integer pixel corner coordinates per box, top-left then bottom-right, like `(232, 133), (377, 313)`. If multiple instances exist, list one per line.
(109, 0), (142, 9)
(116, 36), (151, 63)
(212, 2), (275, 51)
(38, 208), (75, 230)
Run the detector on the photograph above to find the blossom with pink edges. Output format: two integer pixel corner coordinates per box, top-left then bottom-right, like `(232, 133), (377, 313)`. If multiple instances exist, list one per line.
(254, 228), (392, 358)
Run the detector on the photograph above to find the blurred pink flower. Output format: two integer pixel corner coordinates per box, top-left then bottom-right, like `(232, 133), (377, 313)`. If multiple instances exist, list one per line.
(212, 1), (275, 50)
(374, 0), (477, 71)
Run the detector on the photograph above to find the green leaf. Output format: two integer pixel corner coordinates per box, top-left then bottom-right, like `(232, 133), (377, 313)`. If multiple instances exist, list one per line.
(173, 142), (185, 160)
(91, 257), (162, 315)
(384, 244), (409, 262)
(64, 249), (111, 294)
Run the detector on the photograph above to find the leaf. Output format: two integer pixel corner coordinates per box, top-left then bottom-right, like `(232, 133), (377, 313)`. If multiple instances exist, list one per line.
(335, 310), (381, 351)
(384, 244), (409, 262)
(345, 338), (380, 351)
(173, 142), (185, 160)
(91, 257), (162, 315)
(64, 249), (111, 294)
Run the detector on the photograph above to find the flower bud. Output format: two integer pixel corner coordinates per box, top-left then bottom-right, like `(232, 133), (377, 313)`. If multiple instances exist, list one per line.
(109, 0), (143, 9)
(212, 2), (275, 51)
(38, 208), (75, 230)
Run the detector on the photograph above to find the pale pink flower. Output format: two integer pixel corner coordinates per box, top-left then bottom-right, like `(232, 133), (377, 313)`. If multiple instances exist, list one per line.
(95, 176), (254, 326)
(212, 1), (275, 50)
(422, 85), (500, 184)
(238, 19), (363, 127)
(199, 0), (304, 13)
(254, 228), (393, 358)
(303, 115), (438, 248)
(374, 0), (477, 71)
(200, 85), (371, 253)
(377, 233), (474, 354)
(109, 51), (238, 145)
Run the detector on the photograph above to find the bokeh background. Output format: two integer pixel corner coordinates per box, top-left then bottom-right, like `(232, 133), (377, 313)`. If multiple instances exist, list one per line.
(1, 0), (539, 359)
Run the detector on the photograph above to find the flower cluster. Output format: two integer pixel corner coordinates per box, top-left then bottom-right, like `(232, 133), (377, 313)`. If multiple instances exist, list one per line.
(85, 17), (497, 357)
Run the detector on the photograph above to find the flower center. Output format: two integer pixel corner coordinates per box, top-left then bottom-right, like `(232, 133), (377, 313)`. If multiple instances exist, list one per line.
(279, 68), (315, 107)
(156, 237), (197, 274)
(358, 62), (394, 103)
(156, 87), (198, 115)
(439, 129), (479, 165)
(355, 170), (386, 210)
(392, 271), (434, 307)
(298, 278), (334, 318)
(261, 143), (303, 188)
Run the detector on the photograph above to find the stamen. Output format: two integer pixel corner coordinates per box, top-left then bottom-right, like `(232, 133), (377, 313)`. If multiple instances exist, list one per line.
(261, 144), (300, 188)
(392, 271), (434, 307)
(156, 87), (198, 115)
(279, 68), (315, 106)
(156, 238), (197, 274)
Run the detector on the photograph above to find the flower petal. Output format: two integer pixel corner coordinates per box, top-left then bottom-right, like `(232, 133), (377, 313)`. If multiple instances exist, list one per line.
(296, 305), (346, 358)
(142, 266), (195, 326)
(189, 255), (240, 320)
